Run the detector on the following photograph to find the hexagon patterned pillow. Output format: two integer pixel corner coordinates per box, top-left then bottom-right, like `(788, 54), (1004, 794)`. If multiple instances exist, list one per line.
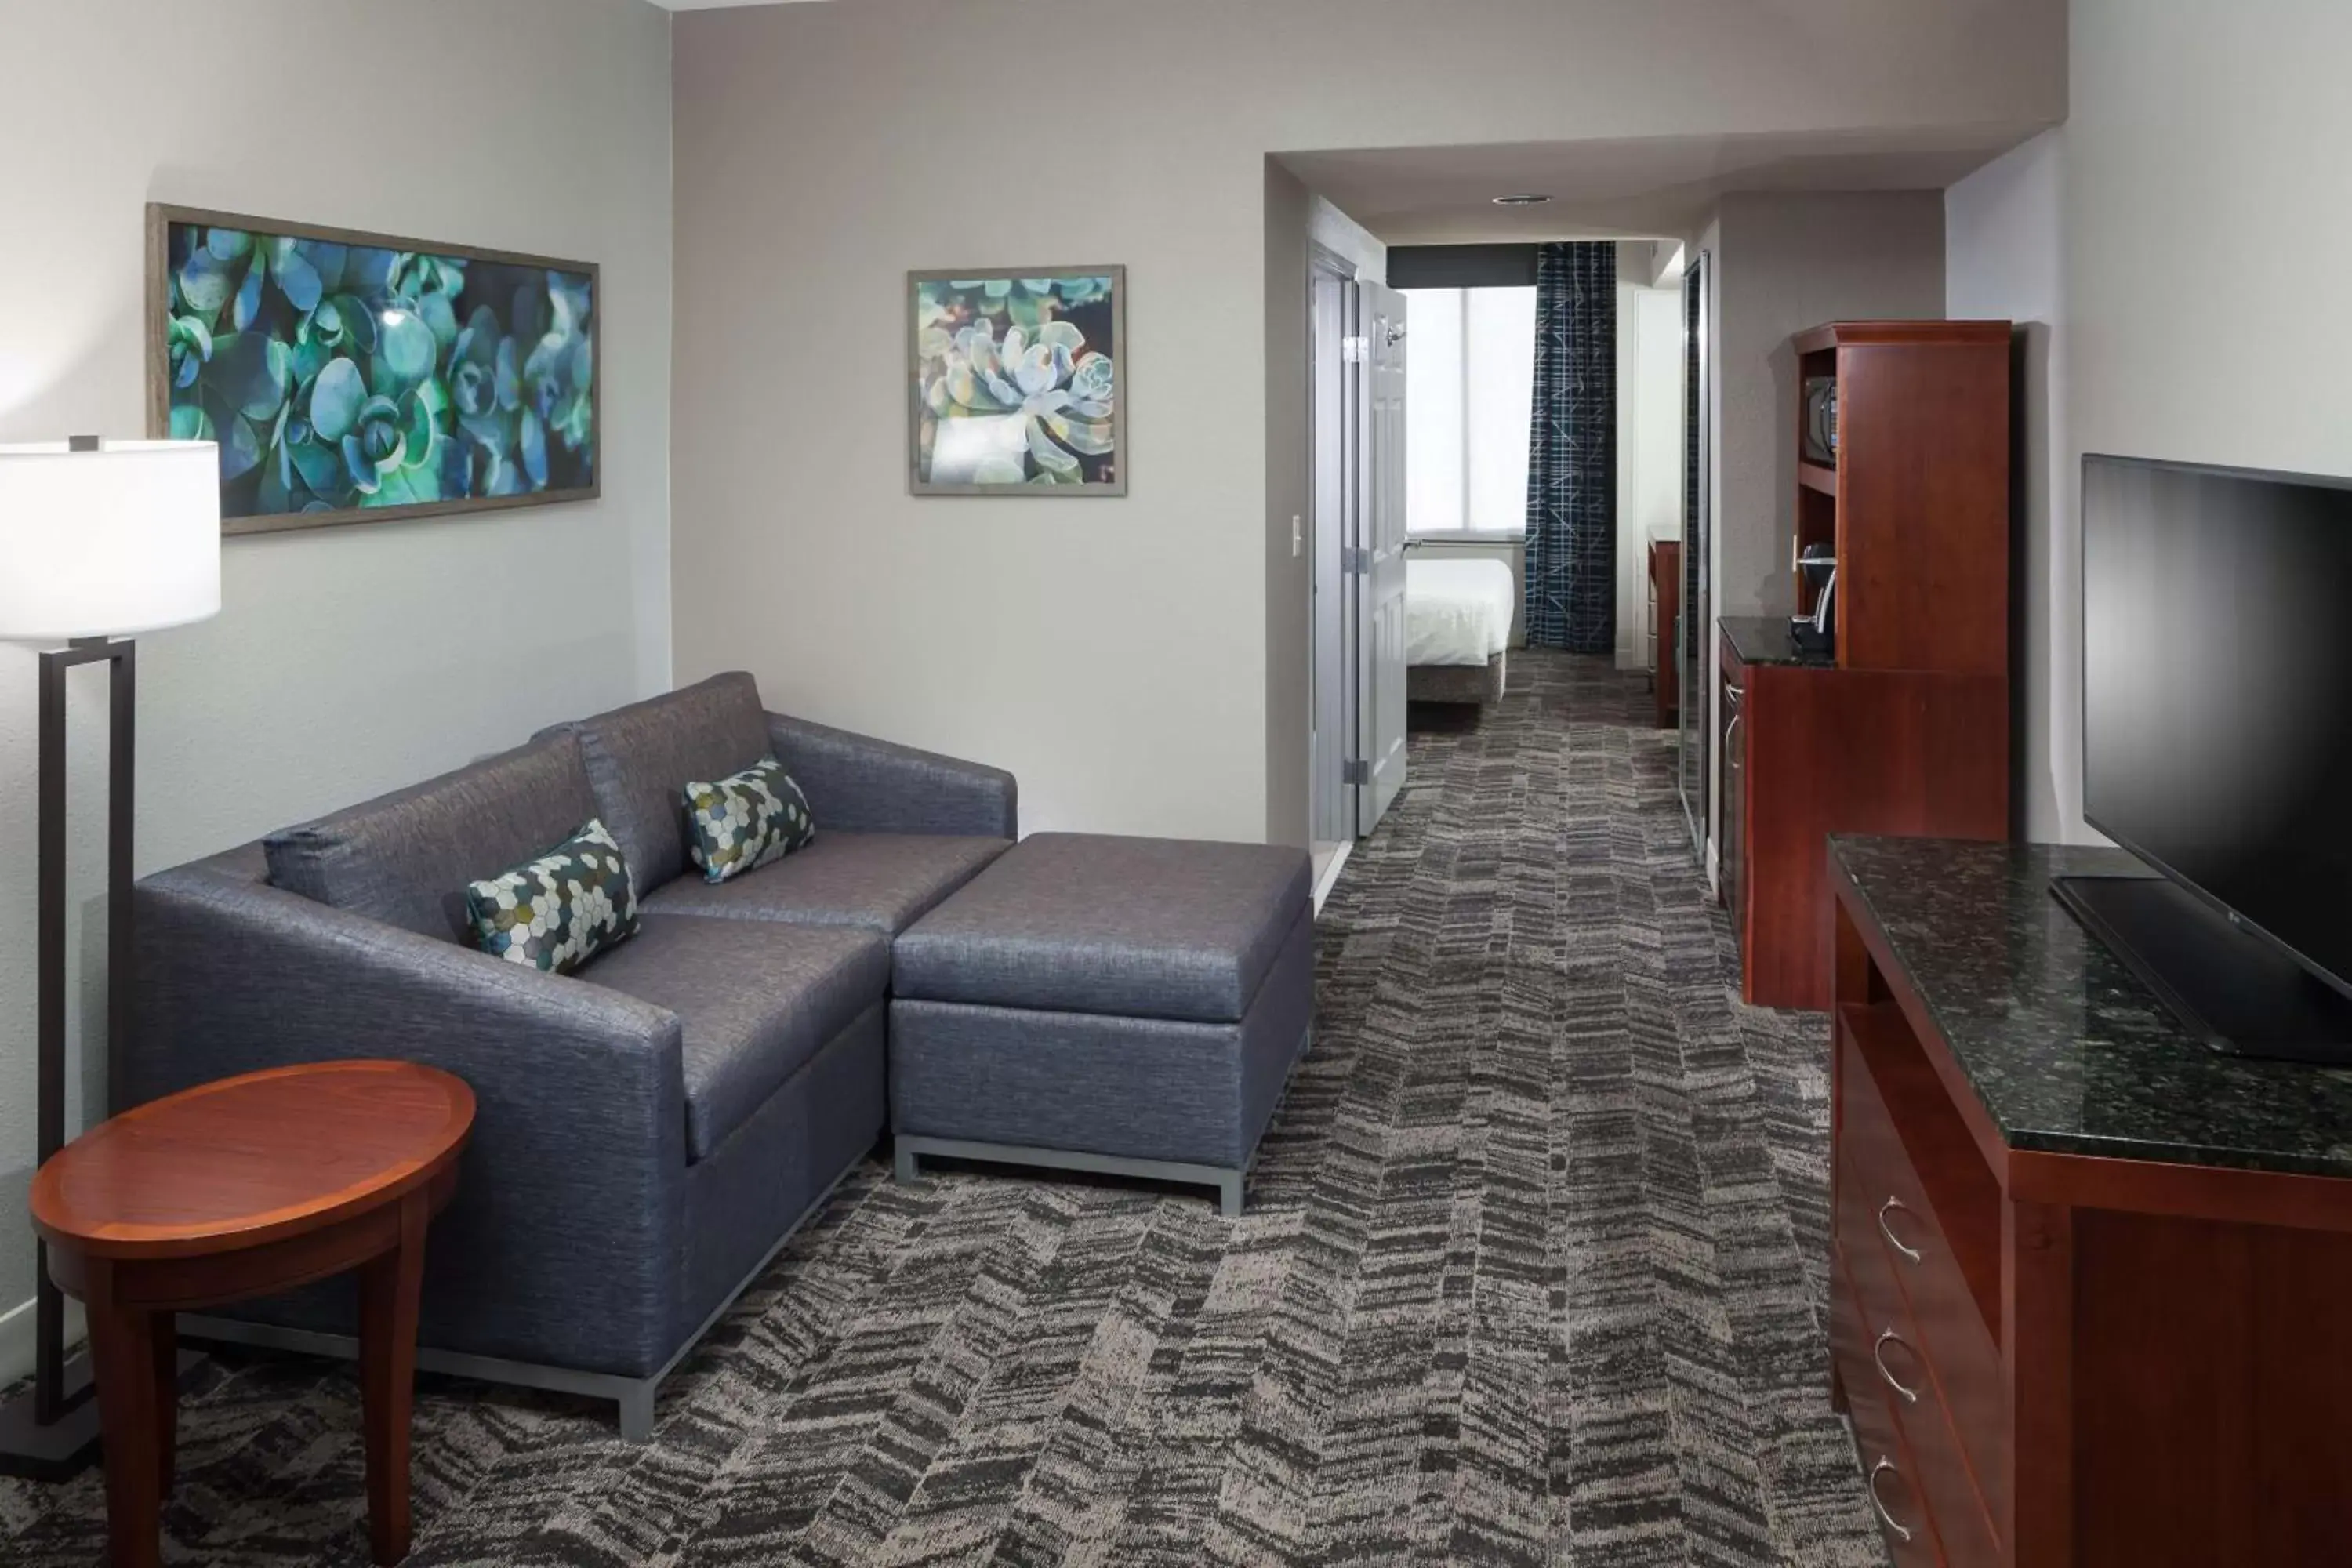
(463, 818), (641, 975)
(683, 756), (815, 884)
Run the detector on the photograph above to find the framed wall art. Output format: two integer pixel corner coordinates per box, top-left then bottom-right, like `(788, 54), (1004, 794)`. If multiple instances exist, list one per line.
(909, 267), (1124, 495)
(147, 204), (599, 535)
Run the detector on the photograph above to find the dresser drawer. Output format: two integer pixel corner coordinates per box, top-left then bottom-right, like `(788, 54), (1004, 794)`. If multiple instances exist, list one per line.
(1840, 1163), (2002, 1568)
(1836, 1007), (2009, 1527)
(1832, 1259), (1944, 1566)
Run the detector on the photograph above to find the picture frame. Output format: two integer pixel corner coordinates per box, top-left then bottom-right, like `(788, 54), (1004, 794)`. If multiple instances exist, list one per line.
(147, 203), (601, 536)
(908, 265), (1126, 496)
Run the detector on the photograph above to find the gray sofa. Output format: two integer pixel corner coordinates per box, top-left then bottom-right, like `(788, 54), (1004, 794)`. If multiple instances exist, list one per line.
(124, 672), (1014, 1439)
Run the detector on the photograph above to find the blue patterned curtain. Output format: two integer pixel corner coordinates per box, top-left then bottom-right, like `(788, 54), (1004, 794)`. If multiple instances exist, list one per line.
(1523, 243), (1617, 652)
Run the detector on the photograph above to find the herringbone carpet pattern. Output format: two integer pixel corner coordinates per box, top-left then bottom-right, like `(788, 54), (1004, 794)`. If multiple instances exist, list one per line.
(0, 651), (1882, 1566)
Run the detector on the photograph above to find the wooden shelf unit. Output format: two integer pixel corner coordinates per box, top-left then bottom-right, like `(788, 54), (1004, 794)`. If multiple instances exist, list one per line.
(1722, 321), (2013, 1008)
(1794, 319), (2012, 673)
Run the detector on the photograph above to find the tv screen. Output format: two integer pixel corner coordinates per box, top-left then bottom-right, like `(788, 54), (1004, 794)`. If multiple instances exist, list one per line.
(2083, 454), (2352, 995)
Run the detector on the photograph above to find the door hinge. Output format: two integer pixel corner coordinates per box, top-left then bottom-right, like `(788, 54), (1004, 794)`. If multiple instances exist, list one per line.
(1342, 334), (1369, 364)
(1343, 760), (1372, 786)
(1341, 546), (1371, 574)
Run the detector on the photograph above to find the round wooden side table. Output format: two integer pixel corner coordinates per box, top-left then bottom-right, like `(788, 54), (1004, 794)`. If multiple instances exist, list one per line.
(30, 1061), (474, 1568)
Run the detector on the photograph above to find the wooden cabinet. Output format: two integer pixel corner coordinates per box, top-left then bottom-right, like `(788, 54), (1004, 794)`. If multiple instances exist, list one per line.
(1830, 862), (2352, 1566)
(1720, 625), (2007, 1006)
(1722, 321), (2013, 1008)
(1648, 538), (1682, 728)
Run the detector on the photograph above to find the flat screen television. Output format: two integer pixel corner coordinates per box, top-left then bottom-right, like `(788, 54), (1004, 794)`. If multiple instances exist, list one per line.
(2058, 453), (2352, 1062)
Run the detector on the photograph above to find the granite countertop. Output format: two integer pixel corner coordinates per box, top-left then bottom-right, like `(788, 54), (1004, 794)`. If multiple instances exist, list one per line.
(1831, 837), (2352, 1178)
(1719, 615), (1834, 670)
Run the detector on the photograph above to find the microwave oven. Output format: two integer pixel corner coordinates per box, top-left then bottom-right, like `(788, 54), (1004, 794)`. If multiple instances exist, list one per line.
(1802, 376), (1838, 466)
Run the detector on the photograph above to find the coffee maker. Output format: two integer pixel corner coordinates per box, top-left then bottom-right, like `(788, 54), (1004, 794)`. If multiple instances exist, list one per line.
(1792, 543), (1836, 656)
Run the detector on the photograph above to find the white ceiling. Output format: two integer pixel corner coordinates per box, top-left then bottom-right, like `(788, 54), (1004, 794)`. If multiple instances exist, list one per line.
(1280, 128), (2025, 245)
(653, 1), (827, 10)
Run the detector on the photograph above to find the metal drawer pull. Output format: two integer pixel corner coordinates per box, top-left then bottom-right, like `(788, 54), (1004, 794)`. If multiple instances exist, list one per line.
(1867, 1457), (1915, 1543)
(1873, 1329), (1920, 1404)
(1877, 1196), (1923, 1264)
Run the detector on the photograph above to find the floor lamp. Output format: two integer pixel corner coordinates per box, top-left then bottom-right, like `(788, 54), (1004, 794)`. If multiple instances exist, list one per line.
(0, 437), (220, 1480)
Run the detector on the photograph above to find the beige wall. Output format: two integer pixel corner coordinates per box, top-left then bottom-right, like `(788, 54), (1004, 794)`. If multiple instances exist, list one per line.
(1690, 191), (1944, 877)
(1947, 129), (2072, 842)
(1617, 281), (1685, 670)
(1710, 191), (1947, 622)
(1265, 163), (1314, 846)
(0, 0), (673, 1378)
(670, 0), (2064, 848)
(1944, 0), (2352, 848)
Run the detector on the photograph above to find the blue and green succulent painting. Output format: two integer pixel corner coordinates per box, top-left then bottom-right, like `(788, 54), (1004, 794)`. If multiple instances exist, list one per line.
(164, 221), (595, 519)
(914, 273), (1117, 488)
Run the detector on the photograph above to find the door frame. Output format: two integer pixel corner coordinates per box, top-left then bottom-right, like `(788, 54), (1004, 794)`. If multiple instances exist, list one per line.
(1356, 277), (1408, 833)
(1678, 249), (1714, 869)
(1309, 242), (1365, 845)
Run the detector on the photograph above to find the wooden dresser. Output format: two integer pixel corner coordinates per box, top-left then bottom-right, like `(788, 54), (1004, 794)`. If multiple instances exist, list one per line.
(1721, 320), (2013, 1008)
(1648, 537), (1682, 728)
(1829, 837), (2352, 1566)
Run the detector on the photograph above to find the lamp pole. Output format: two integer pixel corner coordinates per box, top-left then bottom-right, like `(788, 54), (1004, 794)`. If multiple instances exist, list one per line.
(26, 634), (133, 1439)
(0, 435), (217, 1480)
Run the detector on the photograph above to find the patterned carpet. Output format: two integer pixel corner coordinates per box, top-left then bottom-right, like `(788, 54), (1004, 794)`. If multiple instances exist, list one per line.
(0, 651), (1883, 1566)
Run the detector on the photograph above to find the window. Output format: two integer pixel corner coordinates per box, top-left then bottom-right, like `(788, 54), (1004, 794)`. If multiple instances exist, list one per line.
(1403, 285), (1537, 535)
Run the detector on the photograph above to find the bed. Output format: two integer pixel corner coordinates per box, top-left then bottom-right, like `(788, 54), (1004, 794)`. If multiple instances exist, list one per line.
(1406, 556), (1514, 705)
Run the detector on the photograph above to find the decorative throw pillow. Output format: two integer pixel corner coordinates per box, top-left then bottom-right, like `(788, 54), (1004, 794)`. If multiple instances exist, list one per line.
(463, 818), (640, 975)
(683, 756), (815, 884)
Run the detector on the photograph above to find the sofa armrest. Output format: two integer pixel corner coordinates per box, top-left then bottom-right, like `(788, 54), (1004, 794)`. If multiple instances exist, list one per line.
(767, 713), (1018, 839)
(127, 862), (691, 1377)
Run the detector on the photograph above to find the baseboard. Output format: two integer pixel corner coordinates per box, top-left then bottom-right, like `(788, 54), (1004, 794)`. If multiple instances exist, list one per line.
(1312, 840), (1352, 914)
(0, 1294), (85, 1388)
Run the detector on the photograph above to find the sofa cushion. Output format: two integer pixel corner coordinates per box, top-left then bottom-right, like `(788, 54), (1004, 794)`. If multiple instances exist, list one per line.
(569, 672), (771, 896)
(264, 733), (601, 943)
(684, 757), (816, 883)
(642, 831), (1011, 936)
(462, 818), (640, 975)
(891, 833), (1312, 1024)
(578, 913), (890, 1161)
(889, 907), (1316, 1169)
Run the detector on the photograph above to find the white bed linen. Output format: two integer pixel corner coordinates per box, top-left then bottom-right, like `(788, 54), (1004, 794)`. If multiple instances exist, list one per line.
(1405, 557), (1514, 666)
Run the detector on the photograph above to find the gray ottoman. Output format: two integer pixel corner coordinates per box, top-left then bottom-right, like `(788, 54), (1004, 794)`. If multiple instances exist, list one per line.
(887, 833), (1313, 1216)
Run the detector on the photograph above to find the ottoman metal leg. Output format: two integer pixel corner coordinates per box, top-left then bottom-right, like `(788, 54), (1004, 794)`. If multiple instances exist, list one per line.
(891, 1134), (1249, 1216)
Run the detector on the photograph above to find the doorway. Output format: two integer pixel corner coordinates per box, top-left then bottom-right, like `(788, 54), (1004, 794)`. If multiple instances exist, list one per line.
(1308, 248), (1410, 894)
(1310, 255), (1357, 875)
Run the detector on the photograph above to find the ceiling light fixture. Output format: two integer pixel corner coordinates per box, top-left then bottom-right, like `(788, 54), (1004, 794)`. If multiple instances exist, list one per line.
(1492, 194), (1553, 206)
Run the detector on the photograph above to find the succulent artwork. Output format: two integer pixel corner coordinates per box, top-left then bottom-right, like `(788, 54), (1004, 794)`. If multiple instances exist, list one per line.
(158, 215), (596, 523)
(912, 270), (1122, 493)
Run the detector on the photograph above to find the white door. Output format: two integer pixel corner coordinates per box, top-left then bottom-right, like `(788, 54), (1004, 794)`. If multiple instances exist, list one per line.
(1358, 283), (1408, 831)
(1312, 268), (1355, 845)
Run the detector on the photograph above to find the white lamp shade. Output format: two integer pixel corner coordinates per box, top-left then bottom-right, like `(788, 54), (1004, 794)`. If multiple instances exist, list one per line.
(0, 439), (223, 640)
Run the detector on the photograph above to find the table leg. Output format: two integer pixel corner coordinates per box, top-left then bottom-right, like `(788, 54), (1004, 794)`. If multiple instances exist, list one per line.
(152, 1312), (177, 1494)
(358, 1193), (427, 1566)
(86, 1285), (163, 1568)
